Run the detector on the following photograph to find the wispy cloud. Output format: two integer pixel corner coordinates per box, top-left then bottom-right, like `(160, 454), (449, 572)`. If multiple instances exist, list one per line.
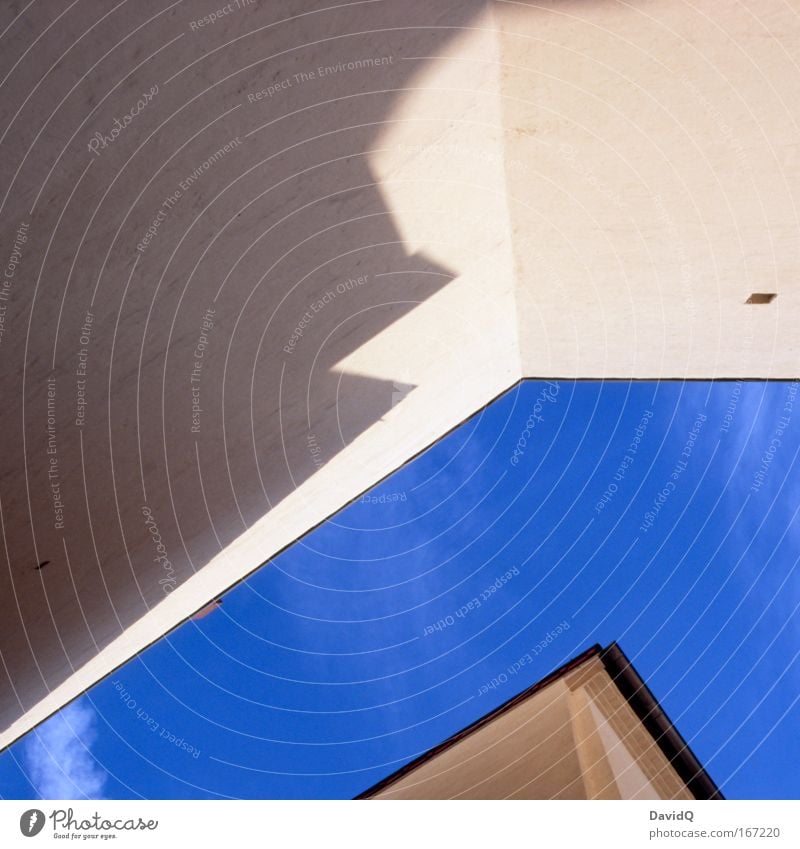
(24, 699), (107, 799)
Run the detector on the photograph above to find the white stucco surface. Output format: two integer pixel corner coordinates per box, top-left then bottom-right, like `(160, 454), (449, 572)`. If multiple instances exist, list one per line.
(1, 0), (797, 750)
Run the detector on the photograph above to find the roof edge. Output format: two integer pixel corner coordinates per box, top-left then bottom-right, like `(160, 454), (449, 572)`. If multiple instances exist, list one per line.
(354, 644), (603, 799)
(600, 642), (723, 800)
(355, 641), (723, 800)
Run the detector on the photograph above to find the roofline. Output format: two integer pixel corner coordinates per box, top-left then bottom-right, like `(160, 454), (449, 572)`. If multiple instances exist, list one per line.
(5, 378), (790, 754)
(355, 641), (723, 799)
(354, 644), (604, 799)
(599, 642), (723, 800)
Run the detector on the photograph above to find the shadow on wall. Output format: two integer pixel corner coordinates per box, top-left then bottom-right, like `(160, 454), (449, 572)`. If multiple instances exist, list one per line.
(0, 0), (489, 737)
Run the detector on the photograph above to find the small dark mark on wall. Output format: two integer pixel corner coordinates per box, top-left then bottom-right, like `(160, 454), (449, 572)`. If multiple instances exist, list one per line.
(745, 293), (777, 304)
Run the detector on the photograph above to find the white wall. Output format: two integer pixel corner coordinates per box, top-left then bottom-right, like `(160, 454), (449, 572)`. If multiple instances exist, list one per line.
(1, 0), (798, 750)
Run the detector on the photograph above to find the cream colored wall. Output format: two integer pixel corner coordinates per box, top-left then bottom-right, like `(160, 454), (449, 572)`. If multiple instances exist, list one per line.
(2, 0), (798, 750)
(369, 655), (694, 800)
(0, 0), (520, 751)
(495, 0), (800, 378)
(370, 676), (587, 799)
(566, 657), (693, 800)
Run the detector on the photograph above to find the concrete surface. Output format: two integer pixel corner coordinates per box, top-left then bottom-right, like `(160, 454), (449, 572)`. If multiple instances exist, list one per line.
(0, 0), (798, 750)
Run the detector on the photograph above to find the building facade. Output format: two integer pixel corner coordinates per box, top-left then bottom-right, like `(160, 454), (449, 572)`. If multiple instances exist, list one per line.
(1, 0), (798, 751)
(359, 644), (722, 800)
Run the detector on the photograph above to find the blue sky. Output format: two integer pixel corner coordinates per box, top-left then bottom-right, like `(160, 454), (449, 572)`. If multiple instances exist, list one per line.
(1, 379), (799, 800)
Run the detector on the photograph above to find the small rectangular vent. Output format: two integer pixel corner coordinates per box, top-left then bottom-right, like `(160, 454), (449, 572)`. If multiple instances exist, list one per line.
(745, 293), (777, 304)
